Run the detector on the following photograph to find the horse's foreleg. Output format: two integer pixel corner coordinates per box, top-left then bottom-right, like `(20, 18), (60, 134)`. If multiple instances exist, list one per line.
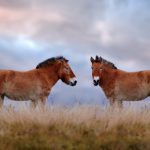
(32, 98), (47, 110)
(30, 98), (47, 110)
(109, 99), (123, 109)
(41, 98), (47, 105)
(39, 97), (47, 110)
(117, 100), (123, 108)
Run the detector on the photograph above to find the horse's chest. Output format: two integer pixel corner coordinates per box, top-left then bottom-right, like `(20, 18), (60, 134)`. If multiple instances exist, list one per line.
(30, 86), (51, 98)
(41, 87), (51, 96)
(100, 83), (115, 99)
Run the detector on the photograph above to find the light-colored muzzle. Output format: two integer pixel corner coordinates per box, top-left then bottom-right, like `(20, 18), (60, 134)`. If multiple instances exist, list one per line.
(69, 77), (77, 86)
(93, 76), (100, 86)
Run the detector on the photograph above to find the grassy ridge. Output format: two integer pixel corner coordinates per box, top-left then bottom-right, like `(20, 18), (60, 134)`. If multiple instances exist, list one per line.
(0, 105), (150, 150)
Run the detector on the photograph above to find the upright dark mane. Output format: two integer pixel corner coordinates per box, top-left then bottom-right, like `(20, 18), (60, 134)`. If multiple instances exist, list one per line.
(36, 56), (68, 69)
(95, 56), (117, 69)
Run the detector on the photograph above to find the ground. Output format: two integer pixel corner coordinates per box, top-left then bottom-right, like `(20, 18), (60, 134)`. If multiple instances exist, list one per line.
(0, 105), (150, 150)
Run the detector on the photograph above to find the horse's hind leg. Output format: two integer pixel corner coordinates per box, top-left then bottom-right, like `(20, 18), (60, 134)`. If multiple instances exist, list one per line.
(33, 97), (47, 111)
(30, 100), (38, 109)
(0, 95), (4, 108)
(116, 100), (123, 108)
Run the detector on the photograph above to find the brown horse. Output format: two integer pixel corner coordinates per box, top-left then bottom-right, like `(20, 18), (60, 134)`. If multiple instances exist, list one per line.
(91, 56), (150, 107)
(0, 56), (77, 108)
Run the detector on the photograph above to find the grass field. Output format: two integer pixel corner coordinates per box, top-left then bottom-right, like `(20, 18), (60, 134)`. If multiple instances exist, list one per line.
(0, 105), (150, 150)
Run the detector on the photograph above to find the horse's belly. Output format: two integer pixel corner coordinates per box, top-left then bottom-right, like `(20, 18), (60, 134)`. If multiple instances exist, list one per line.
(116, 86), (149, 101)
(4, 83), (42, 101)
(5, 89), (38, 101)
(118, 93), (148, 101)
(6, 94), (30, 101)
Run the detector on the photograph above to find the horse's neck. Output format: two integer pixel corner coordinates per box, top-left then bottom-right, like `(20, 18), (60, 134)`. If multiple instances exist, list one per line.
(101, 69), (117, 83)
(38, 67), (59, 87)
(100, 69), (117, 90)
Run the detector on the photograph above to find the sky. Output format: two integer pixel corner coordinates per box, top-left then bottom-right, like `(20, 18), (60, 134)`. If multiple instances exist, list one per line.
(0, 0), (150, 106)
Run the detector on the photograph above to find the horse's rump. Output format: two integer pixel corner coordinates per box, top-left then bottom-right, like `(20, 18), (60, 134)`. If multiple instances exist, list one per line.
(0, 70), (42, 101)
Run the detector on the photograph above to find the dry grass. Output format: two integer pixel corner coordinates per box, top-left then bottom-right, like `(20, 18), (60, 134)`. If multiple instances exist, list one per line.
(0, 105), (150, 150)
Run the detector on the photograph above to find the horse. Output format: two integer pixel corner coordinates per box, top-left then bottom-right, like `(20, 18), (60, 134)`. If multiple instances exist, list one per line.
(0, 56), (77, 108)
(90, 55), (150, 107)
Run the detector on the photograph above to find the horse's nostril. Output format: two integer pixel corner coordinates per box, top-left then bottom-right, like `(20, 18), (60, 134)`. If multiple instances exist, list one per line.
(70, 80), (77, 86)
(74, 80), (77, 84)
(93, 79), (99, 86)
(94, 80), (97, 83)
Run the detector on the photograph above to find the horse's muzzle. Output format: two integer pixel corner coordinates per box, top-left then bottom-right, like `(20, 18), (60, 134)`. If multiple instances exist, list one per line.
(93, 80), (99, 86)
(70, 80), (77, 86)
(69, 77), (77, 86)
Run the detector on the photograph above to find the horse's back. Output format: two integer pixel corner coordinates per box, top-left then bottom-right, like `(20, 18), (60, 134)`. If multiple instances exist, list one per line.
(0, 70), (12, 84)
(117, 70), (150, 82)
(2, 69), (40, 88)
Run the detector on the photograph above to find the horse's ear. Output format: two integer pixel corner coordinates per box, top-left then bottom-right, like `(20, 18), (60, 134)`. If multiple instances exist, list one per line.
(96, 55), (99, 60)
(99, 56), (102, 62)
(90, 57), (94, 63)
(65, 59), (69, 63)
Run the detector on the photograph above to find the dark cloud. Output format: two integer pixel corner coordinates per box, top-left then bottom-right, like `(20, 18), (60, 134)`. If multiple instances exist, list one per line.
(29, 0), (150, 71)
(0, 0), (31, 9)
(32, 0), (106, 43)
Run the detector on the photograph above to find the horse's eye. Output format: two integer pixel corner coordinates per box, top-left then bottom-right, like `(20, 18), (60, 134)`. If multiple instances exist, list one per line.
(65, 67), (69, 71)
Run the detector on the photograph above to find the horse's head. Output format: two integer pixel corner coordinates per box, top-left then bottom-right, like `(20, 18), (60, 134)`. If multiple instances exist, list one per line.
(36, 56), (77, 86)
(57, 58), (77, 86)
(90, 55), (117, 86)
